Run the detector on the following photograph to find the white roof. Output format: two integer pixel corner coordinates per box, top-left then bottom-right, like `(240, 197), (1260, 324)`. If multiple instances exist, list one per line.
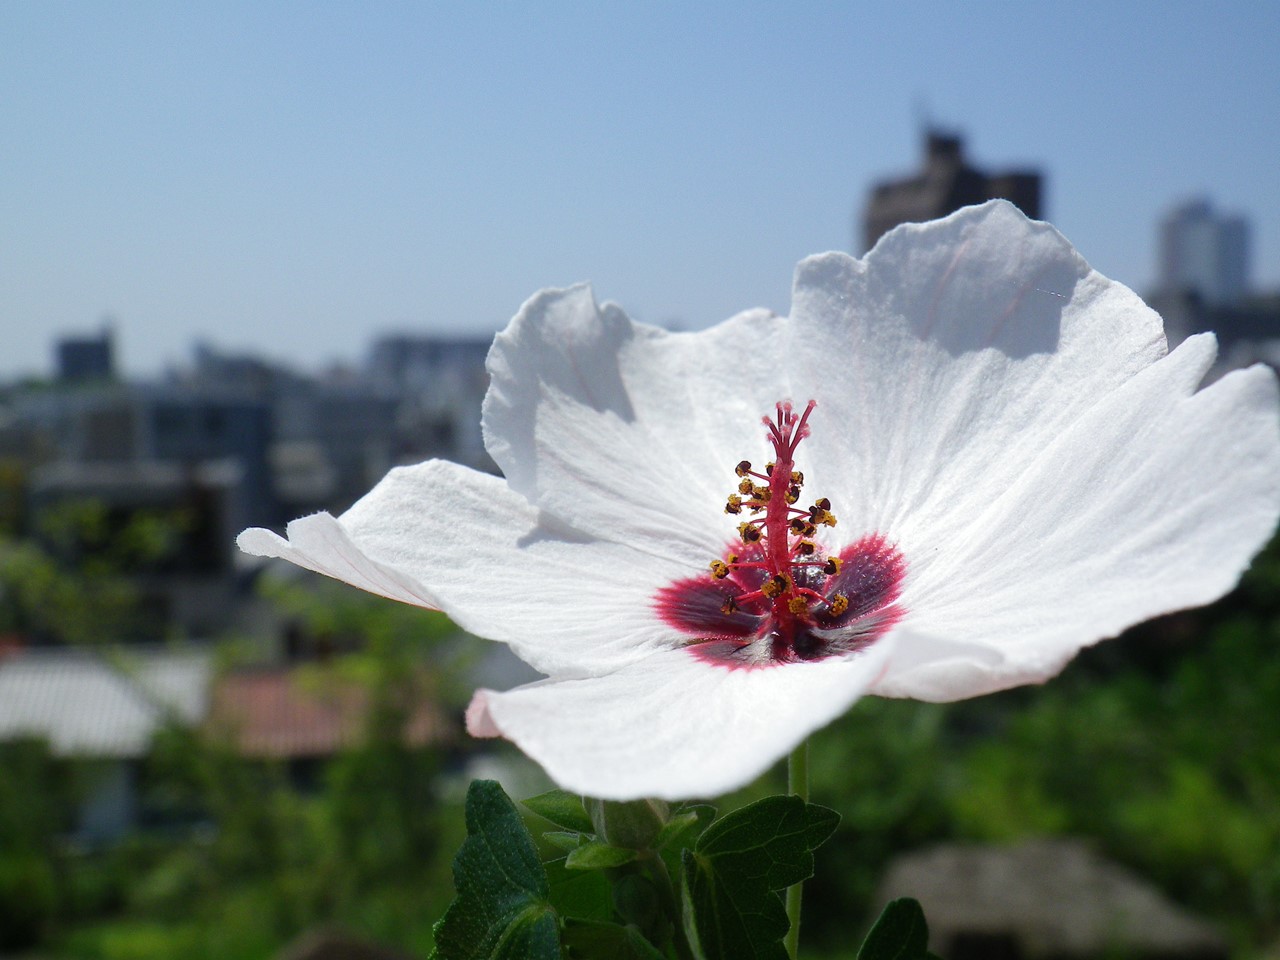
(0, 647), (212, 758)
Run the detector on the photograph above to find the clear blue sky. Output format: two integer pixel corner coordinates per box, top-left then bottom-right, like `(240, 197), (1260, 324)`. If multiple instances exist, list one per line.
(3, 2), (1277, 379)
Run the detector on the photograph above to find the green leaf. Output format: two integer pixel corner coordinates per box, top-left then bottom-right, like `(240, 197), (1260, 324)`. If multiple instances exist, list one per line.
(432, 780), (563, 960)
(611, 873), (666, 942)
(681, 796), (841, 960)
(656, 803), (717, 852)
(658, 803), (718, 883)
(543, 830), (588, 853)
(564, 839), (638, 870)
(523, 789), (595, 833)
(856, 898), (932, 960)
(545, 856), (613, 922)
(803, 803), (840, 851)
(561, 919), (669, 960)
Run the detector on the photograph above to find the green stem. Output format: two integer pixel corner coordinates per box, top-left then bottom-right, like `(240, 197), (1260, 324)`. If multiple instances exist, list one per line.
(646, 849), (697, 960)
(784, 738), (810, 960)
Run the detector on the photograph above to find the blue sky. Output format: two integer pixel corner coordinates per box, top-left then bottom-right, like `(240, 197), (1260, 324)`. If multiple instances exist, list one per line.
(2, 2), (1277, 379)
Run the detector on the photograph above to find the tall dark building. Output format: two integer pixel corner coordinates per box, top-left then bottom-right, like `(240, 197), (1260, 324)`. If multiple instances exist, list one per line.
(56, 326), (115, 383)
(860, 131), (1043, 252)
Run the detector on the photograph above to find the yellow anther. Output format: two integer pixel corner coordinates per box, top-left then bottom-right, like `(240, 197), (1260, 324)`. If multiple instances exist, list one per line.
(709, 559), (731, 580)
(797, 540), (817, 556)
(790, 470), (804, 486)
(738, 478), (754, 495)
(726, 553), (739, 564)
(823, 556), (844, 576)
(752, 484), (771, 502)
(738, 523), (762, 544)
(760, 573), (792, 599)
(809, 506), (838, 527)
(735, 460), (753, 477)
(765, 461), (775, 476)
(788, 596), (810, 615)
(720, 596), (739, 615)
(789, 518), (817, 537)
(807, 498), (835, 526)
(828, 593), (849, 617)
(724, 495), (743, 515)
(785, 485), (800, 504)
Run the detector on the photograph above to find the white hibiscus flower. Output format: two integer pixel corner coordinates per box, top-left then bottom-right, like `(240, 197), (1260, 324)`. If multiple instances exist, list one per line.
(238, 201), (1280, 801)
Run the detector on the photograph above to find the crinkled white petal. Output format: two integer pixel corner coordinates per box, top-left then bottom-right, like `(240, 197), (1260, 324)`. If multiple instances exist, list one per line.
(238, 460), (696, 677)
(465, 640), (896, 801)
(483, 286), (791, 565)
(876, 334), (1280, 699)
(768, 201), (1280, 699)
(787, 200), (1168, 544)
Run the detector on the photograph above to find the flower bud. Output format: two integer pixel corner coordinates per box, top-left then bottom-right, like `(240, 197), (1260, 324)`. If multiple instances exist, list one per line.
(584, 797), (669, 850)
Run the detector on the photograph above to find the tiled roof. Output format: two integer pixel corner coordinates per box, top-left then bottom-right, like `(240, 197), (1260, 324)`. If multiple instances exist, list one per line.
(0, 646), (212, 758)
(207, 666), (453, 758)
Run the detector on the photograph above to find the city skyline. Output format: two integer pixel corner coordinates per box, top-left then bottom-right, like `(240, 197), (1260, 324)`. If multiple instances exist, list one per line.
(3, 2), (1278, 380)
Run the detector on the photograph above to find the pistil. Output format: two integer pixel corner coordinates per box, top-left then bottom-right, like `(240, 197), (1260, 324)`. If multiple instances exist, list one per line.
(709, 401), (847, 654)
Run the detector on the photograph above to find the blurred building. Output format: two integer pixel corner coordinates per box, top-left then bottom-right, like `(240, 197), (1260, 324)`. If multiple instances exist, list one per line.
(366, 334), (492, 471)
(55, 326), (115, 383)
(877, 839), (1228, 960)
(861, 130), (1043, 252)
(0, 646), (211, 843)
(1156, 198), (1250, 308)
(21, 380), (270, 513)
(1146, 199), (1278, 366)
(206, 664), (455, 787)
(0, 328), (496, 642)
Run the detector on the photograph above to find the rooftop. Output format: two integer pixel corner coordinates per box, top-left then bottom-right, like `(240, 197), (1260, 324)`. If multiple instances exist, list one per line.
(0, 646), (211, 758)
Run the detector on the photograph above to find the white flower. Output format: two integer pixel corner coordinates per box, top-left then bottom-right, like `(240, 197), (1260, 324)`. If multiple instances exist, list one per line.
(238, 201), (1280, 801)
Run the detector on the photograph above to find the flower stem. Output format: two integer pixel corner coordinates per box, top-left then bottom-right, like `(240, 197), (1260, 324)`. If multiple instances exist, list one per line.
(785, 738), (810, 960)
(646, 849), (697, 960)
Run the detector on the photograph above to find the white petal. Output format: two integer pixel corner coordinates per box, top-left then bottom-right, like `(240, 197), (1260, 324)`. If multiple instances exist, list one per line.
(877, 335), (1280, 700)
(789, 200), (1168, 549)
(483, 285), (792, 564)
(236, 514), (443, 609)
(466, 641), (894, 801)
(239, 460), (696, 677)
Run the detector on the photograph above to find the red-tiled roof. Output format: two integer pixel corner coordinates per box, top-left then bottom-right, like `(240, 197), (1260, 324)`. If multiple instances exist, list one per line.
(208, 666), (454, 758)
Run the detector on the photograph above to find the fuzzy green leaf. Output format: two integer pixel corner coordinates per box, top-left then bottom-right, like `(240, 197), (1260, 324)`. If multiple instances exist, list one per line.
(523, 789), (595, 834)
(856, 898), (932, 960)
(545, 856), (613, 922)
(656, 803), (717, 852)
(681, 796), (840, 960)
(543, 830), (587, 853)
(431, 780), (562, 960)
(564, 839), (638, 870)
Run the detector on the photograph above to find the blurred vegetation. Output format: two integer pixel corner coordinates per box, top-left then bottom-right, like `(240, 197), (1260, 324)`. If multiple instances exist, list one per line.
(0, 737), (76, 950)
(0, 500), (193, 644)
(0, 500), (1277, 958)
(17, 579), (475, 960)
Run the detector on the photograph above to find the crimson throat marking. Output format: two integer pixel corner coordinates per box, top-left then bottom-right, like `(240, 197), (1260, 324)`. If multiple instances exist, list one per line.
(654, 400), (905, 667)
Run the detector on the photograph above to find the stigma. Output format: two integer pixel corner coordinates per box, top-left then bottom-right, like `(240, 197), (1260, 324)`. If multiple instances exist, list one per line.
(655, 400), (905, 667)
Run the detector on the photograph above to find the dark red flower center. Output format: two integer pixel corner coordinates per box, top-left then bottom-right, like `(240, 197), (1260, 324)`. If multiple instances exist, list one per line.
(654, 401), (905, 668)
